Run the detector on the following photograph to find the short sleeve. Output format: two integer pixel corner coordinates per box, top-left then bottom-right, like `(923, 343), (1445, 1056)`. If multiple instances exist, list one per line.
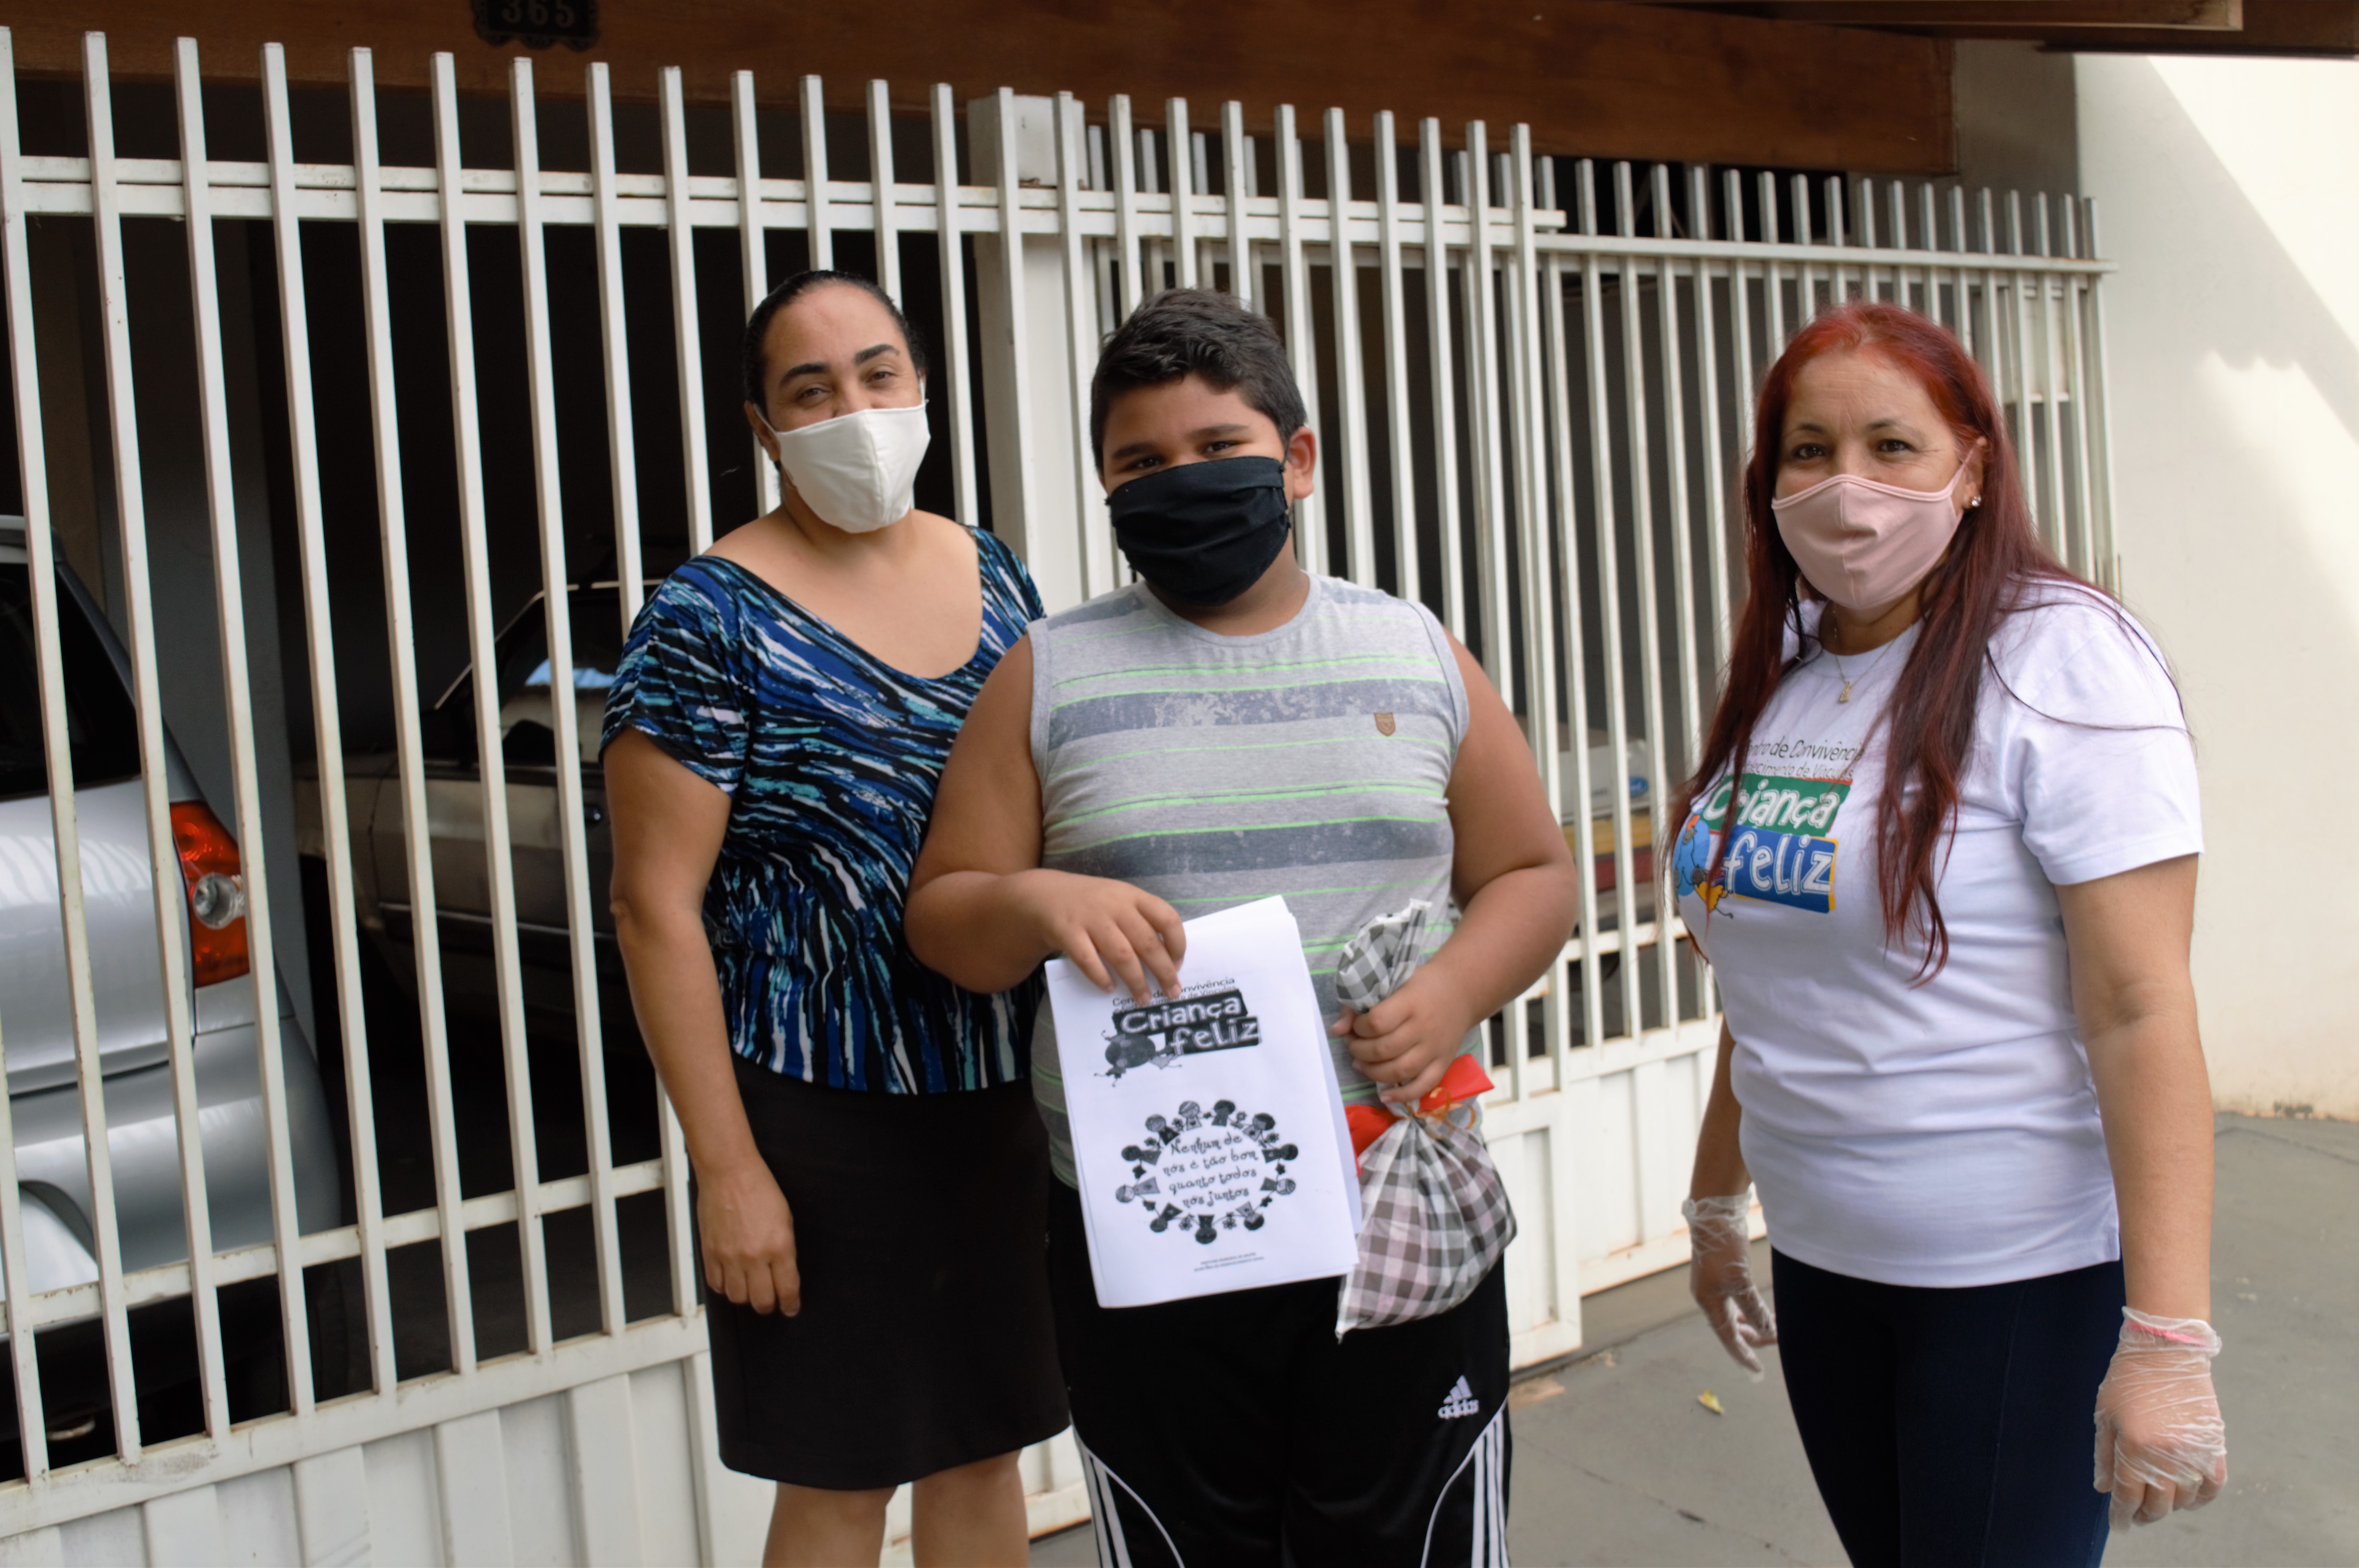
(600, 565), (751, 794)
(987, 529), (1047, 623)
(1999, 597), (2202, 887)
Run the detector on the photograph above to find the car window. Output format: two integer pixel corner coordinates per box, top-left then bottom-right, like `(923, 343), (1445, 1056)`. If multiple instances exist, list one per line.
(0, 564), (142, 801)
(425, 585), (633, 765)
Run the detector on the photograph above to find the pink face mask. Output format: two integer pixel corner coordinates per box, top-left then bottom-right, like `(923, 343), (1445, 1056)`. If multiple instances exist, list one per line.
(1770, 459), (1974, 615)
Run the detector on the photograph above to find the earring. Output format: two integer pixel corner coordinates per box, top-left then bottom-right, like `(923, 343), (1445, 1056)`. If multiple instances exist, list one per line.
(1968, 495), (1982, 508)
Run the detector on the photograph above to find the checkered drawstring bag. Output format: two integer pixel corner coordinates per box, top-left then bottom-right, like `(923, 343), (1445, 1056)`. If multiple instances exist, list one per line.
(1334, 901), (1517, 1337)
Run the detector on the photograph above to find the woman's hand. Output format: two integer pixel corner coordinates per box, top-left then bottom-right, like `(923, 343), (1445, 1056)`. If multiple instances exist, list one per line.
(697, 1160), (801, 1316)
(2093, 1310), (2227, 1529)
(1330, 966), (1478, 1105)
(1684, 1193), (1776, 1379)
(1007, 870), (1187, 1003)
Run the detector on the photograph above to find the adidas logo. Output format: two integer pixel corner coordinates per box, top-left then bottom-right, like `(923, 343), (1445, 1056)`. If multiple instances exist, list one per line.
(1436, 1375), (1481, 1420)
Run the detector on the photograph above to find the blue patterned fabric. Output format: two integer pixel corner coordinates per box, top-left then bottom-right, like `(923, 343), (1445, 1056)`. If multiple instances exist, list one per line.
(601, 529), (1045, 1093)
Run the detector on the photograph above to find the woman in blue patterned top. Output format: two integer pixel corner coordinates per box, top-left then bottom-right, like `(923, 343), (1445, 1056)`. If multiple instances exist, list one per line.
(603, 273), (1062, 1565)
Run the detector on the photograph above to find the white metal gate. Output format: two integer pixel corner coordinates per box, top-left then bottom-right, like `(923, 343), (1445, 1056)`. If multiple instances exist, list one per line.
(0, 27), (2114, 1561)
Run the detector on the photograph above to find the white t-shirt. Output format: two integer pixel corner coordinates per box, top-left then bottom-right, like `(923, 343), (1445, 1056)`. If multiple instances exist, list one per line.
(1673, 589), (2200, 1288)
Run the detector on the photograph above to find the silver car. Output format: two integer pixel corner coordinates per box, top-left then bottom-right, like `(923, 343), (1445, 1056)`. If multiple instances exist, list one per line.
(0, 518), (339, 1453)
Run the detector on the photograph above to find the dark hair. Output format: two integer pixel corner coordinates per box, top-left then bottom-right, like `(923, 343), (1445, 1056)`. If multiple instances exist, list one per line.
(741, 270), (927, 417)
(1088, 288), (1307, 468)
(1669, 300), (2122, 980)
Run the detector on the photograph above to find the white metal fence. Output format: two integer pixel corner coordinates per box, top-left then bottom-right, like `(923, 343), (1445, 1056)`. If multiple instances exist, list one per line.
(0, 26), (2114, 1557)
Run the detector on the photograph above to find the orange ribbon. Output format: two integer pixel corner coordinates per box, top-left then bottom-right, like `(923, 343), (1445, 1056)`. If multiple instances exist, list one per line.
(1346, 1054), (1497, 1161)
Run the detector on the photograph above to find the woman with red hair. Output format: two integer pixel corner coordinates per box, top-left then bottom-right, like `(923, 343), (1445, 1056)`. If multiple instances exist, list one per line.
(1673, 302), (2227, 1565)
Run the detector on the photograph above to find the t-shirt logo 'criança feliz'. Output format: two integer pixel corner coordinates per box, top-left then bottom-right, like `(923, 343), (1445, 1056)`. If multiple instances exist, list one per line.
(1674, 772), (1852, 915)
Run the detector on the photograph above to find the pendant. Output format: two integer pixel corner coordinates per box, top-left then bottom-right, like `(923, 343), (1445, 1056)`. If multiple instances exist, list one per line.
(1838, 680), (1852, 703)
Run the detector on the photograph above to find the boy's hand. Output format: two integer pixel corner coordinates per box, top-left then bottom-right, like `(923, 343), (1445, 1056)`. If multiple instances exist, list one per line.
(1331, 966), (1479, 1104)
(1011, 869), (1187, 1003)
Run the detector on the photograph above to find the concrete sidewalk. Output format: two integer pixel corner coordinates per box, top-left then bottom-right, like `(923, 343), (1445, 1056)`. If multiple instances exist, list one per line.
(1037, 1113), (2357, 1566)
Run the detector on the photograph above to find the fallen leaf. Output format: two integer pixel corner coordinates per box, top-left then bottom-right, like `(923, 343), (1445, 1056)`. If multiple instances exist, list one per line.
(1698, 1390), (1724, 1415)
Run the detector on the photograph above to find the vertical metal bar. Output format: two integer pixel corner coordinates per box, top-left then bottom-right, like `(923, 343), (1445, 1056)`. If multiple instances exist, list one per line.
(867, 79), (901, 300)
(2081, 198), (2119, 587)
(801, 75), (833, 272)
(1789, 172), (1816, 324)
(1192, 131), (1215, 286)
(1110, 95), (1144, 321)
(1273, 105), (1325, 575)
(0, 23), (65, 1475)
(1373, 112), (1418, 606)
(1757, 169), (1785, 351)
(1166, 99), (1198, 289)
(1138, 126), (1166, 292)
(931, 85), (982, 531)
(589, 65), (647, 626)
(512, 57), (626, 1340)
(1948, 185), (1974, 355)
(1688, 166), (1732, 668)
(2005, 191), (2042, 545)
(1461, 122), (1513, 706)
(1610, 163), (1666, 1038)
(1507, 126), (1563, 1086)
(1723, 169), (1758, 482)
(432, 50), (552, 1358)
(1055, 93), (1111, 599)
(985, 88), (1048, 571)
(1679, 186), (1722, 1035)
(1653, 166), (1705, 795)
(254, 41), (353, 1416)
(1579, 227), (1637, 1049)
(1885, 179), (1910, 310)
(1917, 181), (1941, 325)
(81, 31), (169, 1457)
(660, 68), (715, 554)
(2033, 199), (2070, 571)
(733, 71), (780, 518)
(162, 38), (237, 1435)
(356, 47), (476, 1373)
(1830, 174), (1855, 304)
(1324, 109), (1375, 588)
(1221, 100), (1254, 309)
(1978, 187), (2003, 381)
(1420, 119), (1465, 634)
(2060, 199), (2100, 581)
(1545, 247), (1606, 1058)
(1851, 174), (1875, 302)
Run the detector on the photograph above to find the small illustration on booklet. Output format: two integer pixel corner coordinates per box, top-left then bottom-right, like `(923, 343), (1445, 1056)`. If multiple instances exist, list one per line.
(1102, 984), (1261, 1077)
(1113, 1100), (1303, 1245)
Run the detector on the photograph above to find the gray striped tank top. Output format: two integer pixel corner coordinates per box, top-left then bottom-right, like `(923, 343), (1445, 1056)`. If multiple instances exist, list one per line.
(1028, 574), (1472, 1185)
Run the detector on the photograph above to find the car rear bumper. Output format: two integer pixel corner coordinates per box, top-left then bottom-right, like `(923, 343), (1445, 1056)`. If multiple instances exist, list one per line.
(3, 1011), (340, 1308)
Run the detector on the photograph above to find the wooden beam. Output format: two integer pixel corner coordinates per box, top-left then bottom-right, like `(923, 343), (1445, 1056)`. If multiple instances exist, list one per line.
(1952, 0), (2359, 49)
(1640, 0), (2359, 51)
(1640, 0), (2240, 24)
(2, 0), (1955, 172)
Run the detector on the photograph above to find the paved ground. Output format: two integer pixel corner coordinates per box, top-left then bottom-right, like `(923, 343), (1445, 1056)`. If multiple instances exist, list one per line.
(1038, 1112), (2358, 1567)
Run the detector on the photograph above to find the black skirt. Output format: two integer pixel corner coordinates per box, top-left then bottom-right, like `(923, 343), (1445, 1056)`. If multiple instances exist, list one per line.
(699, 1057), (1070, 1489)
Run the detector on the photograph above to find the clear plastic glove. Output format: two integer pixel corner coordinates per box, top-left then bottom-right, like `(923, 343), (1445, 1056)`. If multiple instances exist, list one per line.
(1683, 1194), (1775, 1381)
(2093, 1308), (2227, 1530)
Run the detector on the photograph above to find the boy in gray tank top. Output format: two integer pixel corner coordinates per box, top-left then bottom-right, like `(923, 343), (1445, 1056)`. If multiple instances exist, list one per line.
(909, 291), (1575, 1568)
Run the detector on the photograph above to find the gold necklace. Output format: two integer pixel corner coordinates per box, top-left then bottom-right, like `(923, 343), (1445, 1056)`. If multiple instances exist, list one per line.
(1826, 637), (1898, 703)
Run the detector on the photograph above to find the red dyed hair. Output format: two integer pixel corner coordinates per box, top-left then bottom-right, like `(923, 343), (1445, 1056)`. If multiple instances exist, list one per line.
(1669, 301), (2092, 977)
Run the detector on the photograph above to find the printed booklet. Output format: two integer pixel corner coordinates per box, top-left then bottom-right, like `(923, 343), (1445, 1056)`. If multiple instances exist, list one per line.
(1046, 896), (1363, 1308)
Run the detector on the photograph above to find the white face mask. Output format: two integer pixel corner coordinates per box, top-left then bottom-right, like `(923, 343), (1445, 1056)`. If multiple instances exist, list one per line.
(760, 402), (932, 534)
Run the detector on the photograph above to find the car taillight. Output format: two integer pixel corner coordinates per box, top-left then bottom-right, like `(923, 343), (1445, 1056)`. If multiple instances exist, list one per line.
(168, 801), (250, 987)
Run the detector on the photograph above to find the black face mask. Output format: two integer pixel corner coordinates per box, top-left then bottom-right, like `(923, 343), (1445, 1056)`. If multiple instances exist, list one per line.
(1106, 456), (1293, 608)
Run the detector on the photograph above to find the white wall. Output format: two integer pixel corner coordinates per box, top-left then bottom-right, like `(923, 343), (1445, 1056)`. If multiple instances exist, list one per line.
(2077, 55), (2359, 1119)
